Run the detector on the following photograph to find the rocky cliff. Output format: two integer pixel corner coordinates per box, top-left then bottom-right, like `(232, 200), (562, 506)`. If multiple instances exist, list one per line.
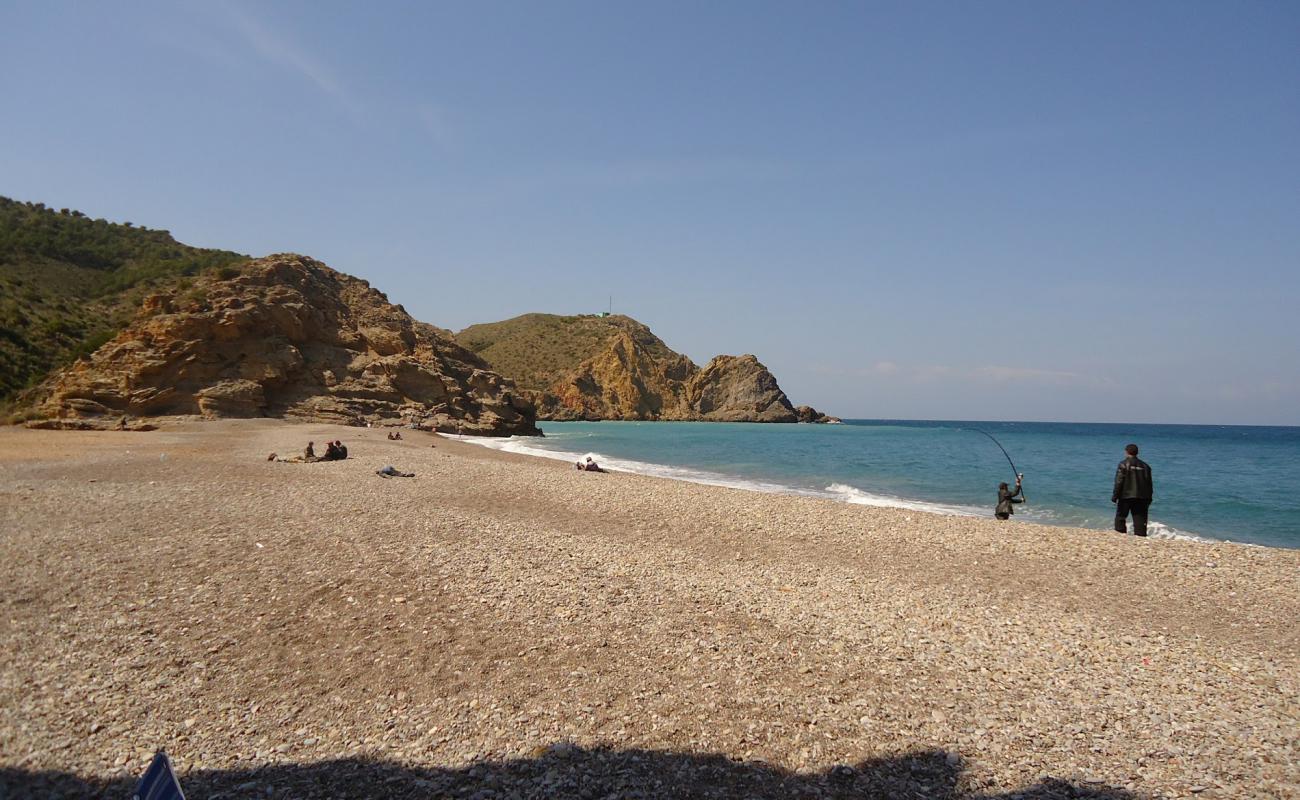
(31, 255), (539, 435)
(458, 313), (825, 423)
(684, 355), (797, 422)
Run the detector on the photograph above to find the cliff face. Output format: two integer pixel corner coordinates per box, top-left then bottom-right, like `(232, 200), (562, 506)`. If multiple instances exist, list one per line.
(459, 314), (814, 423)
(32, 255), (539, 436)
(685, 355), (797, 422)
(539, 330), (696, 421)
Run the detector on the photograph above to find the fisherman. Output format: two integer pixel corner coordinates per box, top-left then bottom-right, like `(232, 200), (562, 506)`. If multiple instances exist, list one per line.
(1112, 443), (1154, 537)
(994, 474), (1024, 520)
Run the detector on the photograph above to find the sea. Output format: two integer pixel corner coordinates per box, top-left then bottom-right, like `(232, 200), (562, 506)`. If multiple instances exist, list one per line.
(461, 420), (1300, 549)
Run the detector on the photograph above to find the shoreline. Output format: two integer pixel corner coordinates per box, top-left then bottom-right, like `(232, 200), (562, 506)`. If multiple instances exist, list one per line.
(2, 419), (1297, 798)
(451, 432), (1234, 548)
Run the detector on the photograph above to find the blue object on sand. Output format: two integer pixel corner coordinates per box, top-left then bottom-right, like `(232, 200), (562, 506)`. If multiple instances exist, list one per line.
(132, 751), (186, 800)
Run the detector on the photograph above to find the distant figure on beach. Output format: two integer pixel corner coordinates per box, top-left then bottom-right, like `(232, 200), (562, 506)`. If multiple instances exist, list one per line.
(337, 440), (348, 459)
(268, 441), (321, 463)
(995, 474), (1024, 520)
(1112, 443), (1154, 537)
(576, 456), (606, 473)
(387, 431), (403, 440)
(375, 465), (414, 478)
(322, 441), (347, 461)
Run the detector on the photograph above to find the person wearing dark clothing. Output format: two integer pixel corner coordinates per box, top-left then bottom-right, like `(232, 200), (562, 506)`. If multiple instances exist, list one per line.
(995, 475), (1024, 520)
(322, 441), (341, 461)
(1112, 443), (1154, 536)
(337, 440), (348, 459)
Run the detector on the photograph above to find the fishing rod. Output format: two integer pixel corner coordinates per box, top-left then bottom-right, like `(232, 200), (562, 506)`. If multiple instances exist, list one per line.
(965, 427), (1025, 500)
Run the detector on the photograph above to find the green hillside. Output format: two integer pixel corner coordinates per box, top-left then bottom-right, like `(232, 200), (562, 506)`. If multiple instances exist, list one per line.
(0, 197), (247, 405)
(456, 313), (687, 391)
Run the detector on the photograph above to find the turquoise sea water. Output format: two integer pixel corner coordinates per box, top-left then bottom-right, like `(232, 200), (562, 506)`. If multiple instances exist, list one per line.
(465, 420), (1300, 549)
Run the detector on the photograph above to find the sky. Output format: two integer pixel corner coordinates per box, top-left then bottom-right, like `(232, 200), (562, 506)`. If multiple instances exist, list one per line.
(2, 1), (1297, 425)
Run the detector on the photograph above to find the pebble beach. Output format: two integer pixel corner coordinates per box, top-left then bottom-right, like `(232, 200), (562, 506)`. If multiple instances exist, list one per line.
(1, 420), (1296, 799)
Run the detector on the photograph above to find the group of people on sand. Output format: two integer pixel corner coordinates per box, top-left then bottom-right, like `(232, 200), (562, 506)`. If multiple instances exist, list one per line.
(386, 431), (403, 440)
(575, 456), (605, 473)
(268, 440), (348, 463)
(994, 443), (1155, 537)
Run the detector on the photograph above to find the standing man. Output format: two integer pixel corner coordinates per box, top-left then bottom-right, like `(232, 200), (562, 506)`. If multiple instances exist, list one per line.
(1112, 443), (1154, 536)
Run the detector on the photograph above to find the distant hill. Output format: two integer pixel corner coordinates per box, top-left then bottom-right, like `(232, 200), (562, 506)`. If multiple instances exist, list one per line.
(457, 313), (835, 423)
(0, 197), (247, 404)
(456, 313), (683, 393)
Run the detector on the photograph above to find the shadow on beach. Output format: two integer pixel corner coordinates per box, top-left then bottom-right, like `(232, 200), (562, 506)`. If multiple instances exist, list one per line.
(1, 744), (1136, 799)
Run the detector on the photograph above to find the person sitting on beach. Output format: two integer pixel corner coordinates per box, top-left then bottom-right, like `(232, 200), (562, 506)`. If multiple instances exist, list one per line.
(337, 440), (348, 459)
(304, 441), (317, 461)
(321, 441), (341, 461)
(579, 456), (606, 473)
(995, 475), (1023, 520)
(387, 432), (394, 440)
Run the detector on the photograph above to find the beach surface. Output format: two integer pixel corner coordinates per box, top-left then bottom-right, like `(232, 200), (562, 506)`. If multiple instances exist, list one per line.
(1, 420), (1296, 799)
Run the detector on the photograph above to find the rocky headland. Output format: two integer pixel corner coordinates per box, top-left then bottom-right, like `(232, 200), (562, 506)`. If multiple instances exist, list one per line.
(29, 255), (538, 436)
(457, 313), (834, 423)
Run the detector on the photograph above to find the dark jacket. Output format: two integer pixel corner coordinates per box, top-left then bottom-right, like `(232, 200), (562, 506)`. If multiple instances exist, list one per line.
(1112, 456), (1153, 501)
(995, 484), (1024, 516)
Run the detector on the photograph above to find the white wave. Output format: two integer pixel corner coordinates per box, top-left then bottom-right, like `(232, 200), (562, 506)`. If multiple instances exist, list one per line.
(823, 483), (987, 517)
(1145, 520), (1220, 544)
(453, 434), (821, 495)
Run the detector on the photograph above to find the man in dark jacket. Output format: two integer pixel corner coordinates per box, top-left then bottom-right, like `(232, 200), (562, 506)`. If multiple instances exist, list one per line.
(1112, 443), (1154, 536)
(995, 475), (1024, 520)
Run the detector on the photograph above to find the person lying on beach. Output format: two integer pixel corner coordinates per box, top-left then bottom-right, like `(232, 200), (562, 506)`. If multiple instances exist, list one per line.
(994, 475), (1024, 520)
(375, 465), (415, 478)
(267, 441), (321, 463)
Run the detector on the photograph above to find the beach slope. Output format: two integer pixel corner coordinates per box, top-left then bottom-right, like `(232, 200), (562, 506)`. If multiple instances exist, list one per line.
(1, 421), (1295, 798)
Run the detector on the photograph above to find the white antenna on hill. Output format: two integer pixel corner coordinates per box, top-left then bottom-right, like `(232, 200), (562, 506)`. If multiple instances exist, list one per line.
(609, 295), (613, 315)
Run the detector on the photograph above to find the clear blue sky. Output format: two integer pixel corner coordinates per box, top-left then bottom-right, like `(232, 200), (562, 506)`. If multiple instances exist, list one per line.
(3, 1), (1297, 424)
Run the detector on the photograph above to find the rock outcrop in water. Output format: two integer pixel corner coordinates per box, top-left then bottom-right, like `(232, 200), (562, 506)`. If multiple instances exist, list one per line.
(457, 313), (827, 423)
(794, 404), (842, 424)
(31, 255), (539, 435)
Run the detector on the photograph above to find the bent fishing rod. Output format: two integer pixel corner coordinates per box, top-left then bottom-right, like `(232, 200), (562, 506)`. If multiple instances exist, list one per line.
(964, 427), (1025, 500)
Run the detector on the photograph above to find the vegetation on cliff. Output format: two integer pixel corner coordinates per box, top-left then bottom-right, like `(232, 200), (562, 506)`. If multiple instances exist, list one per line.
(0, 197), (247, 404)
